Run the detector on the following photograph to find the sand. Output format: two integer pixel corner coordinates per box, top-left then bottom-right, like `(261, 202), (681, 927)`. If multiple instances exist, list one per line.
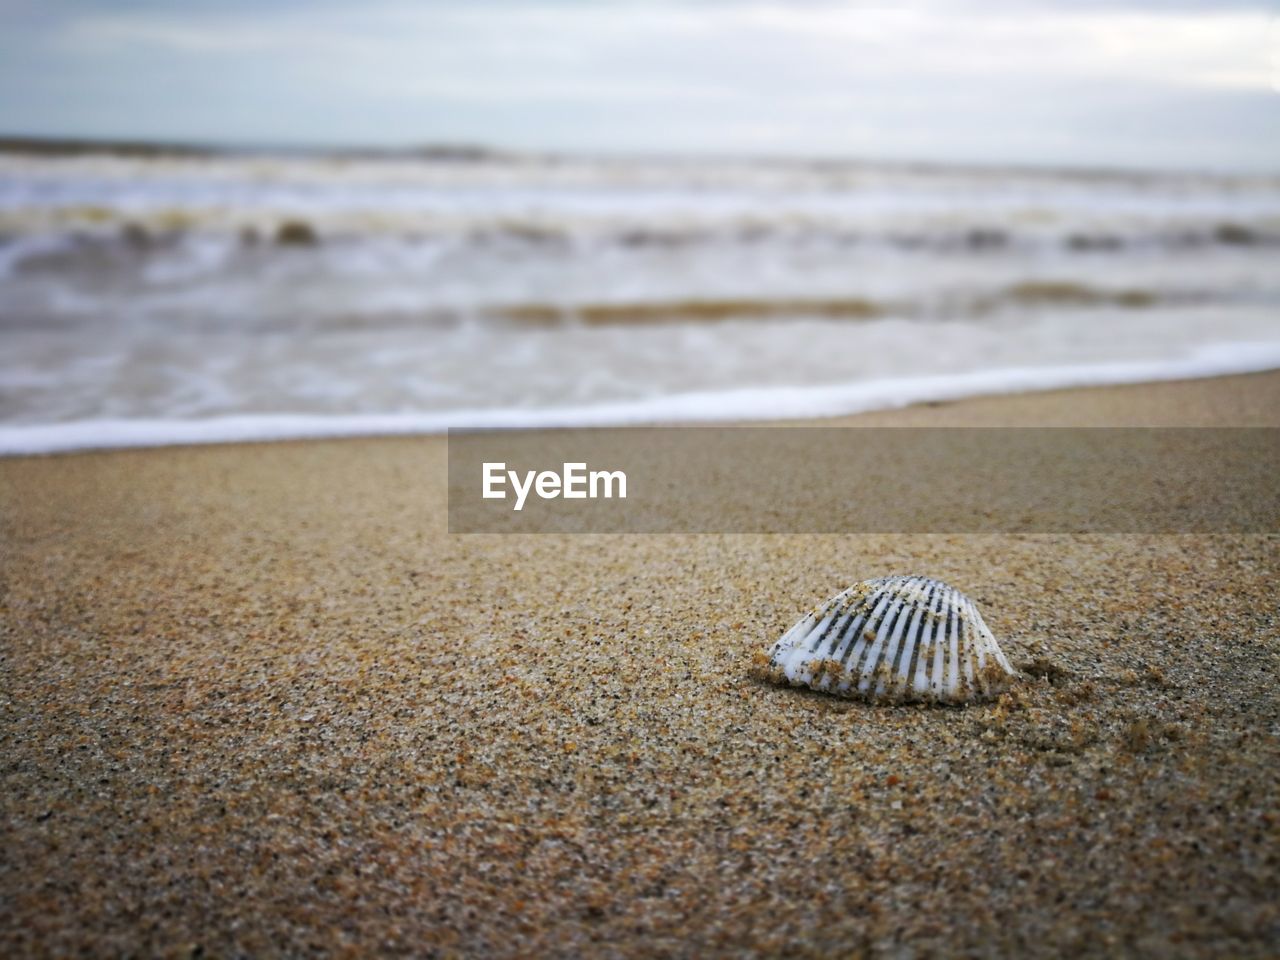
(2, 371), (1278, 957)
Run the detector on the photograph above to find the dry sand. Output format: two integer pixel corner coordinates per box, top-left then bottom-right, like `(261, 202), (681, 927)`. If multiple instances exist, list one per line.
(2, 371), (1278, 957)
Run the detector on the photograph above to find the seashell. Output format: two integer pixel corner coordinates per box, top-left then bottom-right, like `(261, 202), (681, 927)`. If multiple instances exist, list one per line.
(752, 576), (1016, 704)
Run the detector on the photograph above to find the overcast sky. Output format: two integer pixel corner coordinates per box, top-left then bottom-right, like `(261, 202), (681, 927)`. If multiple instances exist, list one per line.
(0, 1), (1277, 171)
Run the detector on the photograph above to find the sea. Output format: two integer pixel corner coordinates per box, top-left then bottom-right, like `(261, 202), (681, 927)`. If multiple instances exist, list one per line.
(2, 146), (1278, 454)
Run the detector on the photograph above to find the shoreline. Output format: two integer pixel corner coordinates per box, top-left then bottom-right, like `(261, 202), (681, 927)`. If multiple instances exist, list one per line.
(2, 370), (1278, 956)
(3, 364), (1280, 458)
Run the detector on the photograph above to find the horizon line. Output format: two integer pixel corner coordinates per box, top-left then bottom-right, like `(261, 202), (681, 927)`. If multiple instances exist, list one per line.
(2, 133), (1277, 183)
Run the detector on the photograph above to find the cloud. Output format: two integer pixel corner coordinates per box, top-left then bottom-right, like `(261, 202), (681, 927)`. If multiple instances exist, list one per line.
(0, 0), (1275, 170)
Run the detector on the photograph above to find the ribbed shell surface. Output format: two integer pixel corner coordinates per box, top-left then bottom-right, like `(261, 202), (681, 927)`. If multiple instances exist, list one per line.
(758, 576), (1016, 703)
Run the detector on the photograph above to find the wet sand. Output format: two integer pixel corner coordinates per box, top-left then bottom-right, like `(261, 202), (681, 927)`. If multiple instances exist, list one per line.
(2, 371), (1278, 957)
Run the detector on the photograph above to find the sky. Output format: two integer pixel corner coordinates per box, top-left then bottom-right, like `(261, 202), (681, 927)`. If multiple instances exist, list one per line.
(0, 0), (1277, 171)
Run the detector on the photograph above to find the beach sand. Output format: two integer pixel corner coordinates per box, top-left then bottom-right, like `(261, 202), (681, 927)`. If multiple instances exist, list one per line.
(2, 371), (1278, 957)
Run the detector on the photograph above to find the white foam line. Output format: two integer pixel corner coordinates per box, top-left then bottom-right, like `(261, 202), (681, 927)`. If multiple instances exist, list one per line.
(3, 340), (1280, 456)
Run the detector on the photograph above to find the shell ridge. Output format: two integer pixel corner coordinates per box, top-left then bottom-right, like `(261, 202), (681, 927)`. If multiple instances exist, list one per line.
(842, 585), (896, 678)
(975, 608), (1014, 674)
(913, 581), (948, 696)
(897, 577), (943, 690)
(820, 594), (869, 660)
(946, 593), (962, 697)
(853, 584), (907, 692)
(831, 599), (876, 667)
(877, 576), (932, 697)
(773, 610), (817, 655)
(799, 587), (858, 655)
(958, 608), (977, 693)
(808, 601), (861, 691)
(771, 588), (859, 680)
(964, 598), (988, 675)
(883, 578), (925, 680)
(860, 579), (920, 694)
(803, 610), (840, 656)
(887, 577), (937, 698)
(928, 585), (952, 696)
(770, 614), (815, 674)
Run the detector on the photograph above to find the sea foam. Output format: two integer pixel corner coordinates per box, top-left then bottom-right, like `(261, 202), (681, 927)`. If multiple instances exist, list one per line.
(4, 341), (1277, 456)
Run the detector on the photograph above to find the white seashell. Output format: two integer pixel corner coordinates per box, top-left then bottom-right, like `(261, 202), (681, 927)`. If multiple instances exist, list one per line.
(752, 576), (1016, 704)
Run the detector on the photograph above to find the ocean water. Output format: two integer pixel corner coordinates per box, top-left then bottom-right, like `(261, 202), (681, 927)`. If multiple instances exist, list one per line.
(1, 148), (1278, 453)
